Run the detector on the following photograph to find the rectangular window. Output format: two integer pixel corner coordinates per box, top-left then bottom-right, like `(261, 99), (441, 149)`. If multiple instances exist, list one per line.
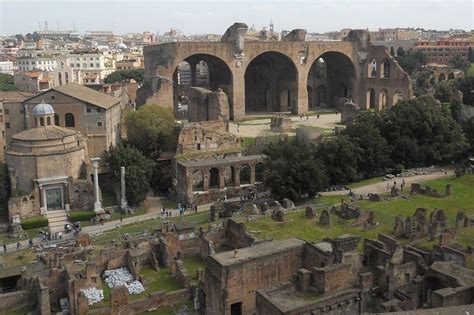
(86, 107), (92, 113)
(96, 108), (102, 113)
(90, 63), (94, 67)
(4, 109), (9, 115)
(95, 63), (100, 67)
(83, 63), (87, 68)
(97, 122), (102, 127)
(5, 123), (10, 128)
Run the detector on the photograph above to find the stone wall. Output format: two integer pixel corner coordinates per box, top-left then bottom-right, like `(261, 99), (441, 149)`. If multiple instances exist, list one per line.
(0, 290), (30, 313)
(432, 285), (474, 308)
(223, 219), (255, 249)
(312, 264), (352, 293)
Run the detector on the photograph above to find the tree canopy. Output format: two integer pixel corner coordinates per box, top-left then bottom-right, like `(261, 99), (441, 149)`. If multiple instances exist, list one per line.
(104, 69), (144, 84)
(0, 73), (18, 91)
(396, 50), (427, 75)
(105, 143), (155, 206)
(263, 139), (328, 201)
(126, 104), (178, 159)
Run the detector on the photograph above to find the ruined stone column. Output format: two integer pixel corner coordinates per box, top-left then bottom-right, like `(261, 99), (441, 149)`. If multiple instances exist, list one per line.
(203, 173), (209, 191)
(250, 165), (256, 185)
(233, 167), (240, 187)
(41, 186), (47, 213)
(219, 168), (226, 190)
(120, 166), (128, 211)
(91, 157), (102, 213)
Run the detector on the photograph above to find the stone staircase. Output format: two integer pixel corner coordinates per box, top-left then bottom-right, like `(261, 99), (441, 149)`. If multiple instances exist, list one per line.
(46, 210), (69, 233)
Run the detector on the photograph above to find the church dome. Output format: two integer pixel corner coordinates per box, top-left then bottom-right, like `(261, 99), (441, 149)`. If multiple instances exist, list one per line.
(32, 102), (55, 116)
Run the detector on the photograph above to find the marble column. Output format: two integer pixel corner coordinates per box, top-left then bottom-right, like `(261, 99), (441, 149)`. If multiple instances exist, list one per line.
(120, 166), (128, 210)
(91, 157), (102, 213)
(41, 186), (47, 214)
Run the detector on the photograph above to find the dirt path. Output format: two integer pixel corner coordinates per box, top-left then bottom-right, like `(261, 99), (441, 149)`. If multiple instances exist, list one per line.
(320, 169), (454, 196)
(229, 113), (341, 137)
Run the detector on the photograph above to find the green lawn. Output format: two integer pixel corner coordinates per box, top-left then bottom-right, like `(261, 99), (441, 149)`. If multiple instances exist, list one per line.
(245, 175), (474, 252)
(357, 175), (474, 226)
(131, 268), (182, 301)
(183, 255), (206, 280)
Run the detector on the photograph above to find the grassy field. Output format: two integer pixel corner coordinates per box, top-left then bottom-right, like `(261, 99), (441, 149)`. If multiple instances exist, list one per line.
(183, 255), (206, 280)
(131, 268), (182, 301)
(245, 175), (474, 251)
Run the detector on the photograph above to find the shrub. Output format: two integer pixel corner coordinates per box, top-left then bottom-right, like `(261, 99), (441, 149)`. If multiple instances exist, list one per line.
(21, 215), (48, 229)
(69, 211), (96, 222)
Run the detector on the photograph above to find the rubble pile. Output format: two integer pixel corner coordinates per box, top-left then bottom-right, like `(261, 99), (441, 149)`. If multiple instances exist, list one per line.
(103, 267), (145, 295)
(400, 166), (437, 177)
(81, 287), (104, 305)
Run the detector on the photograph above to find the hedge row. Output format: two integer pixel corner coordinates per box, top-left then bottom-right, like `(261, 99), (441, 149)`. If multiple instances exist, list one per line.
(21, 215), (48, 230)
(68, 211), (96, 222)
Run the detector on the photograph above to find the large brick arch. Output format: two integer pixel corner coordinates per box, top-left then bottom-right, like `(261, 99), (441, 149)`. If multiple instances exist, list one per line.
(244, 51), (299, 113)
(141, 32), (412, 119)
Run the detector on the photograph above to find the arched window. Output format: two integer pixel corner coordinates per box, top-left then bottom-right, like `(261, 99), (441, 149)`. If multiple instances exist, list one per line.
(379, 89), (388, 109)
(439, 73), (446, 81)
(46, 116), (51, 125)
(65, 72), (69, 84)
(381, 59), (390, 78)
(54, 113), (60, 126)
(368, 59), (377, 78)
(65, 113), (75, 127)
(366, 88), (376, 109)
(39, 117), (44, 126)
(58, 72), (62, 85)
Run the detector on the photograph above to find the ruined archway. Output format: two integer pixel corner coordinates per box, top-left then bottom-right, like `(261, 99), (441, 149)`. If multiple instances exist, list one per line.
(379, 89), (388, 110)
(173, 54), (233, 117)
(447, 73), (455, 80)
(240, 164), (251, 185)
(193, 170), (204, 191)
(393, 90), (403, 106)
(308, 52), (355, 109)
(381, 59), (390, 78)
(439, 73), (446, 81)
(245, 51), (298, 113)
(255, 163), (265, 182)
(209, 168), (220, 189)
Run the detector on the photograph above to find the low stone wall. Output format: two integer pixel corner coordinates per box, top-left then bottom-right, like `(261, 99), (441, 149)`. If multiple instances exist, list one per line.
(0, 290), (30, 313)
(180, 237), (200, 255)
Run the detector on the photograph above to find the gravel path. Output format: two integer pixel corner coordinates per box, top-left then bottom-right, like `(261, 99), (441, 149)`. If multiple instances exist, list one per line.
(320, 169), (454, 196)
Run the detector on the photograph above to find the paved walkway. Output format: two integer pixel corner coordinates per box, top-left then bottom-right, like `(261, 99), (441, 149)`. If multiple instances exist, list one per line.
(320, 169), (454, 196)
(0, 196), (213, 254)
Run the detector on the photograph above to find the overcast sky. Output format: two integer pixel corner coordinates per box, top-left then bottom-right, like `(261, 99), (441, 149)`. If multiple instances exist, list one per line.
(0, 0), (473, 36)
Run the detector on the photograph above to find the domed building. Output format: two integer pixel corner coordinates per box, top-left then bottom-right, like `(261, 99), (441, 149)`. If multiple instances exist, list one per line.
(6, 102), (93, 220)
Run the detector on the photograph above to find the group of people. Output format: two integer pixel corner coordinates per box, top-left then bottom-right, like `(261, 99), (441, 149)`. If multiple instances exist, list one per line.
(64, 222), (81, 235)
(240, 188), (258, 201)
(386, 179), (406, 191)
(38, 229), (63, 241)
